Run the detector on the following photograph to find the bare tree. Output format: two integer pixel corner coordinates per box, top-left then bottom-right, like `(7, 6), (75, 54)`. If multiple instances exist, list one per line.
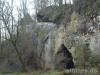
(58, 0), (63, 6)
(54, 0), (59, 5)
(20, 0), (28, 17)
(0, 0), (27, 72)
(0, 21), (1, 51)
(34, 0), (49, 13)
(54, 0), (63, 6)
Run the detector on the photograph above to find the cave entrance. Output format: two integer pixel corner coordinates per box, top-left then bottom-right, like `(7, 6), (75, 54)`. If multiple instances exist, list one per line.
(55, 44), (75, 69)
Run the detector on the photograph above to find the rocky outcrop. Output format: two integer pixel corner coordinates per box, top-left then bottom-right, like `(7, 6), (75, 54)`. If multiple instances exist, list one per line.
(32, 22), (57, 69)
(37, 5), (73, 25)
(90, 32), (100, 57)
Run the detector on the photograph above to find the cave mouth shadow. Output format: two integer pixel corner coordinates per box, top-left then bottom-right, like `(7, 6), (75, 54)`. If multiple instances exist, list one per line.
(55, 44), (75, 69)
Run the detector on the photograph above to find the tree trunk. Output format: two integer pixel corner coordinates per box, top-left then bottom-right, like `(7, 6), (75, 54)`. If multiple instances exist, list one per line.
(13, 43), (27, 72)
(59, 0), (63, 6)
(0, 24), (1, 51)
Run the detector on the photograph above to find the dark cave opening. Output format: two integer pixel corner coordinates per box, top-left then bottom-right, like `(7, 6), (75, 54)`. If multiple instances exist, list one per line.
(56, 44), (75, 69)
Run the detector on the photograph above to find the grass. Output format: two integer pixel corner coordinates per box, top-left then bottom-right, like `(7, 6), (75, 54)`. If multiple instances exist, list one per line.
(0, 70), (61, 75)
(0, 70), (99, 75)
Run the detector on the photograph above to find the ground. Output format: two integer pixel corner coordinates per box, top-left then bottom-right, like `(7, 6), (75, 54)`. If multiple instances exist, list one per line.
(0, 71), (60, 75)
(0, 70), (99, 75)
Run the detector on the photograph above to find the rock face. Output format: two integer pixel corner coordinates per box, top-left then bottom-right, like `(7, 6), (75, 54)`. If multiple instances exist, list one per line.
(32, 22), (57, 69)
(41, 25), (76, 70)
(40, 24), (57, 69)
(34, 22), (56, 31)
(90, 33), (100, 56)
(35, 6), (100, 69)
(22, 22), (58, 70)
(43, 31), (56, 69)
(35, 22), (100, 69)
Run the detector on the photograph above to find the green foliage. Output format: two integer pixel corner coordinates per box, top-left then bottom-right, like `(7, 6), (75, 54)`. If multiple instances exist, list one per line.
(49, 8), (64, 22)
(70, 12), (78, 32)
(74, 41), (100, 68)
(75, 43), (91, 67)
(89, 55), (100, 67)
(78, 43), (91, 62)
